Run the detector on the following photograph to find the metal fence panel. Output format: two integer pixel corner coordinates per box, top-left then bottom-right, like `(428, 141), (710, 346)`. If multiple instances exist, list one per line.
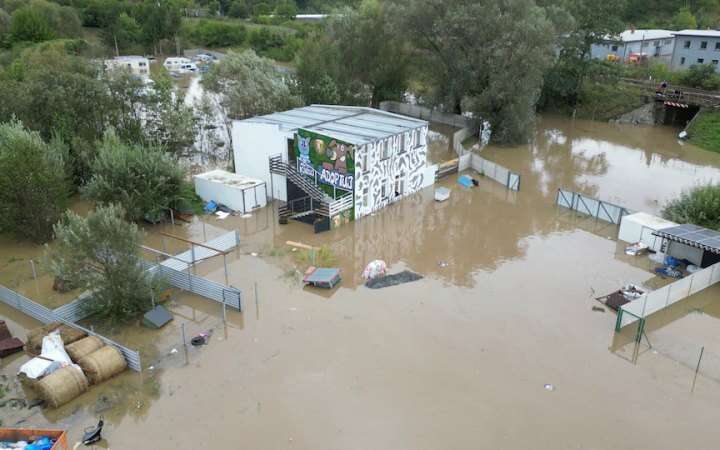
(52, 291), (93, 322)
(0, 283), (142, 371)
(556, 189), (630, 224)
(152, 265), (242, 311)
(471, 153), (521, 192)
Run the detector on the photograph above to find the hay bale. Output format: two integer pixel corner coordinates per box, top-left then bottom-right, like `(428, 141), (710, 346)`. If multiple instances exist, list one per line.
(26, 324), (86, 355)
(78, 346), (127, 385)
(66, 336), (105, 362)
(36, 365), (88, 408)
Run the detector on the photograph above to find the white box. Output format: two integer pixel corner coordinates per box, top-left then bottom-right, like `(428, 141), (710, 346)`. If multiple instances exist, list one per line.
(618, 212), (677, 252)
(194, 170), (268, 214)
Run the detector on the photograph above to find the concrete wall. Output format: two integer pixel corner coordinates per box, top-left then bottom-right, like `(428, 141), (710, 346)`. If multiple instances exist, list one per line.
(232, 121), (288, 201)
(671, 36), (720, 72)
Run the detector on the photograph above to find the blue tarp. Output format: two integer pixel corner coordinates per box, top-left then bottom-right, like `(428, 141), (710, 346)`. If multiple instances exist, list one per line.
(457, 175), (473, 187)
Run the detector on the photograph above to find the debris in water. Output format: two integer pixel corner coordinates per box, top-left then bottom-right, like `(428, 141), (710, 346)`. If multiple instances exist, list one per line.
(250, 252), (258, 257)
(169, 348), (178, 355)
(591, 306), (605, 313)
(544, 384), (555, 391)
(148, 365), (155, 371)
(82, 418), (104, 445)
(365, 271), (423, 289)
(241, 213), (252, 218)
(191, 330), (213, 346)
(362, 260), (387, 280)
(438, 261), (449, 268)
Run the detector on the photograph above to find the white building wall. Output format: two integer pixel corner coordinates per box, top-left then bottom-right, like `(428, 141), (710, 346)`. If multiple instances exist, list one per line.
(354, 125), (429, 219)
(231, 121), (289, 202)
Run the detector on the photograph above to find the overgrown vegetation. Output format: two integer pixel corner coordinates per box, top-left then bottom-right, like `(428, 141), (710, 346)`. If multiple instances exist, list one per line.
(0, 121), (72, 243)
(688, 111), (720, 153)
(662, 183), (720, 231)
(203, 49), (301, 119)
(83, 131), (192, 223)
(47, 204), (161, 323)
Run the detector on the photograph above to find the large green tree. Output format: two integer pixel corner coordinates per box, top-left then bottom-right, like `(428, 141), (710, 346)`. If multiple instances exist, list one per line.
(297, 0), (408, 107)
(203, 49), (301, 119)
(397, 0), (555, 143)
(8, 0), (82, 43)
(83, 131), (191, 223)
(47, 204), (161, 323)
(0, 121), (71, 242)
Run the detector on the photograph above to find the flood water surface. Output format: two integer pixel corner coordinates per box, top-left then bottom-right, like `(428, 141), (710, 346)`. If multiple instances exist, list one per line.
(3, 116), (720, 449)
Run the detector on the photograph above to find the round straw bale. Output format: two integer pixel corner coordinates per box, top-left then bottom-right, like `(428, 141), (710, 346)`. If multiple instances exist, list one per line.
(26, 324), (87, 355)
(66, 336), (105, 362)
(78, 346), (127, 384)
(36, 365), (88, 408)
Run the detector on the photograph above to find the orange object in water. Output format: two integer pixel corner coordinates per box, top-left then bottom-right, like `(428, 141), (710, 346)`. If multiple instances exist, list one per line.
(0, 428), (68, 450)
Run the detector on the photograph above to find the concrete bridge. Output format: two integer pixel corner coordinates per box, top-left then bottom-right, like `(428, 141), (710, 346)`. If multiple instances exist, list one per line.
(621, 78), (720, 108)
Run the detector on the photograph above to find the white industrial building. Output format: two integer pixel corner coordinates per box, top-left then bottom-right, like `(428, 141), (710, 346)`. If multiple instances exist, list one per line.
(231, 105), (434, 230)
(591, 29), (675, 65)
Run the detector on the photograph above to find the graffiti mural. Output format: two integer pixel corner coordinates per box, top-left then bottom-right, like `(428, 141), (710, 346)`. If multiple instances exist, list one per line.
(354, 125), (429, 219)
(295, 129), (355, 193)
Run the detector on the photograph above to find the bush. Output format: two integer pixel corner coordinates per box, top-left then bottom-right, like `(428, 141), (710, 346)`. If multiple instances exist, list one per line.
(47, 204), (161, 324)
(183, 19), (247, 47)
(83, 131), (191, 223)
(227, 0), (248, 18)
(662, 183), (720, 231)
(0, 120), (71, 242)
(678, 64), (720, 90)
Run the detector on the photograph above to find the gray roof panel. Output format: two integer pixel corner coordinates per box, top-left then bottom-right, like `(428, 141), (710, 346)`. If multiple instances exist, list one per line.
(653, 224), (720, 254)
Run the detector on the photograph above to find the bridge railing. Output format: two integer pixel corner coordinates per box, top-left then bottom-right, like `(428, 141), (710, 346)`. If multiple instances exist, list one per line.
(620, 78), (720, 107)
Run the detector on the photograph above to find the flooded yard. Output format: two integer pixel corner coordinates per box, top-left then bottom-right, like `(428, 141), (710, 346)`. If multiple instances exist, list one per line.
(3, 116), (720, 449)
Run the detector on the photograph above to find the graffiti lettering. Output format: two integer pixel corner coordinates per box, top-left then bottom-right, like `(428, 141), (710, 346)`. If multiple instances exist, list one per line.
(319, 168), (354, 190)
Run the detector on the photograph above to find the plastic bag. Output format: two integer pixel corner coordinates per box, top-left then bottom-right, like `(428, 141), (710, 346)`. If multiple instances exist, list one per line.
(362, 260), (387, 280)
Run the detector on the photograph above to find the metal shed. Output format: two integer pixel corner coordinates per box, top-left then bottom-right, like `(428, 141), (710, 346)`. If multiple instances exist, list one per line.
(653, 224), (720, 268)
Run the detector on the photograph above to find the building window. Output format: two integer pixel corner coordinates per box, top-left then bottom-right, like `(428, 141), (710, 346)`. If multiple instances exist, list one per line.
(664, 39), (672, 45)
(642, 42), (649, 48)
(701, 41), (708, 49)
(698, 58), (705, 64)
(611, 45), (618, 52)
(680, 57), (686, 65)
(714, 60), (719, 65)
(684, 40), (691, 48)
(716, 42), (720, 51)
(380, 183), (388, 199)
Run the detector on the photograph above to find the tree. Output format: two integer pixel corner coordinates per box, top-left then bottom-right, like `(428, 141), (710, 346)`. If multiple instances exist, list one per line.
(275, 1), (297, 19)
(0, 8), (11, 36)
(83, 130), (191, 223)
(297, 0), (409, 107)
(10, 5), (54, 42)
(228, 0), (248, 18)
(47, 204), (161, 323)
(672, 6), (697, 30)
(397, 0), (555, 143)
(0, 121), (71, 242)
(203, 49), (301, 120)
(679, 64), (720, 90)
(137, 0), (182, 54)
(103, 12), (141, 55)
(663, 183), (720, 231)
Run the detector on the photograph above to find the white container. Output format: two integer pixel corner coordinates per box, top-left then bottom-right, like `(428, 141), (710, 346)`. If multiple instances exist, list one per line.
(194, 170), (268, 214)
(618, 212), (677, 252)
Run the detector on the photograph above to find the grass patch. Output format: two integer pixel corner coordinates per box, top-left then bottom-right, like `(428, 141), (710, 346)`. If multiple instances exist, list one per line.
(688, 111), (720, 153)
(292, 245), (336, 267)
(574, 82), (645, 122)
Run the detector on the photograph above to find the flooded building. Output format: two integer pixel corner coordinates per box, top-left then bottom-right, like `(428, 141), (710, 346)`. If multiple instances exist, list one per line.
(103, 56), (150, 77)
(231, 105), (434, 230)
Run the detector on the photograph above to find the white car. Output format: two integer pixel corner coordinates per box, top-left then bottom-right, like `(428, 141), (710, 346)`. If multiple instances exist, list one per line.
(163, 57), (198, 73)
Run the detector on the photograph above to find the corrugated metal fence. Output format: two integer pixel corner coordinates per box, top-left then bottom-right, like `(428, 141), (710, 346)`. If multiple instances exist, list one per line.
(146, 263), (242, 311)
(556, 189), (631, 224)
(471, 154), (521, 191)
(0, 284), (142, 372)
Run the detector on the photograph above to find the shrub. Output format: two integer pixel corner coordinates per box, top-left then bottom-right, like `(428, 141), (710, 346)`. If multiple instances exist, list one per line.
(678, 64), (720, 90)
(0, 120), (71, 242)
(662, 183), (720, 231)
(47, 204), (161, 323)
(183, 19), (247, 47)
(83, 131), (191, 223)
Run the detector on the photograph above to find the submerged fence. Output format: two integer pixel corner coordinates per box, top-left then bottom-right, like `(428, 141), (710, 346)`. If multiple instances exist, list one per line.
(0, 283), (142, 371)
(149, 263), (242, 311)
(617, 262), (720, 331)
(471, 154), (521, 191)
(556, 189), (631, 224)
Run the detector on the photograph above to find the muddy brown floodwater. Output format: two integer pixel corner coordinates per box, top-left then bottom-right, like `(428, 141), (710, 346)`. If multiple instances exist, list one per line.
(3, 115), (720, 449)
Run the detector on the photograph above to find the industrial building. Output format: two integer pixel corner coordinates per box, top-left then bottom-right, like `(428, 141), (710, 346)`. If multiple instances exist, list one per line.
(231, 105), (434, 231)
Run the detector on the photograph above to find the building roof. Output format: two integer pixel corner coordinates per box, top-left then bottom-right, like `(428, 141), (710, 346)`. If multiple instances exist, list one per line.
(673, 29), (720, 38)
(610, 29), (675, 42)
(653, 224), (720, 254)
(240, 105), (427, 145)
(110, 55), (148, 62)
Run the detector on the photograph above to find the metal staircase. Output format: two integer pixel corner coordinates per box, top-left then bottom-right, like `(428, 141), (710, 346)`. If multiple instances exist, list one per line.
(269, 155), (354, 222)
